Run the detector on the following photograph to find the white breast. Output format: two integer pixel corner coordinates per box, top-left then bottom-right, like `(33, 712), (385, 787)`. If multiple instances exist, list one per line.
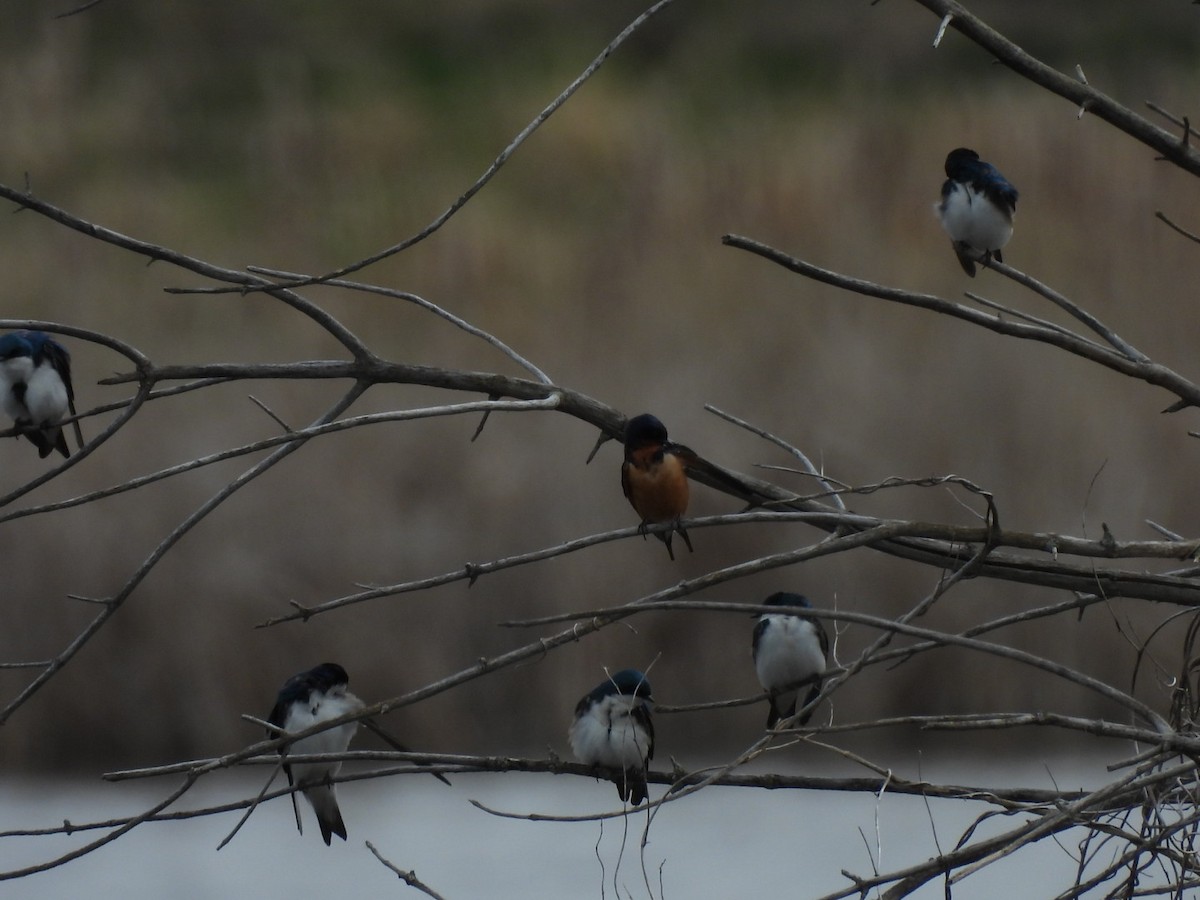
(283, 688), (363, 786)
(23, 363), (69, 426)
(569, 695), (651, 770)
(755, 615), (826, 693)
(937, 184), (1013, 254)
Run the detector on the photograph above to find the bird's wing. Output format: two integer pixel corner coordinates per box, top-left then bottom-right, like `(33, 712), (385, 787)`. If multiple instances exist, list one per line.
(808, 614), (831, 658)
(634, 702), (655, 762)
(751, 616), (769, 660)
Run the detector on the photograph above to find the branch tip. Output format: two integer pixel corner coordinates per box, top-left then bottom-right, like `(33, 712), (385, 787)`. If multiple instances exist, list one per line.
(933, 13), (953, 47)
(585, 429), (613, 464)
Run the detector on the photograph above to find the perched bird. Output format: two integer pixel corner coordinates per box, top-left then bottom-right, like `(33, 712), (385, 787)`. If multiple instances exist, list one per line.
(621, 413), (696, 560)
(936, 147), (1018, 277)
(0, 330), (78, 458)
(569, 669), (655, 805)
(267, 662), (364, 845)
(752, 592), (829, 729)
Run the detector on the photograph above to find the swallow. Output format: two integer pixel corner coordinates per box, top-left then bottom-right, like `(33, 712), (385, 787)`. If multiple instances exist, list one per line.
(752, 592), (829, 729)
(568, 669), (655, 805)
(621, 413), (697, 560)
(267, 662), (365, 845)
(936, 147), (1018, 277)
(0, 330), (78, 458)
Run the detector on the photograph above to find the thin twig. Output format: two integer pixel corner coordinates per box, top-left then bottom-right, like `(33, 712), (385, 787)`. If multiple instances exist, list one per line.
(366, 841), (449, 900)
(178, 0), (680, 294)
(722, 234), (1200, 411)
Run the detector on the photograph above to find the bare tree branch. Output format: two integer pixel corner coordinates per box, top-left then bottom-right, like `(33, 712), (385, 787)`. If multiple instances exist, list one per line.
(367, 841), (449, 900)
(3, 2), (1199, 895)
(722, 233), (1200, 412)
(904, 0), (1200, 177)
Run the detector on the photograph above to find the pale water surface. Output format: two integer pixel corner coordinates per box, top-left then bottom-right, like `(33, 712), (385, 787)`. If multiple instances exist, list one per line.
(0, 754), (1140, 898)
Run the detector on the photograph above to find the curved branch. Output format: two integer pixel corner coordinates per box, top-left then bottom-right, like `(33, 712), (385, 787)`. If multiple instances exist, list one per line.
(367, 842), (448, 900)
(987, 261), (1147, 363)
(0, 382), (370, 724)
(832, 762), (1179, 900)
(0, 774), (199, 881)
(246, 270), (554, 384)
(261, 0), (678, 288)
(0, 396), (561, 525)
(0, 320), (153, 507)
(722, 234), (1200, 412)
(904, 0), (1200, 177)
(506, 598), (1171, 731)
(0, 186), (371, 357)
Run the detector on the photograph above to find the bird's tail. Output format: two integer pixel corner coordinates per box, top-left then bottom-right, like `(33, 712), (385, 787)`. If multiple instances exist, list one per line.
(48, 426), (69, 459)
(766, 692), (797, 730)
(613, 769), (649, 806)
(797, 682), (823, 726)
(767, 682), (823, 729)
(304, 784), (347, 846)
(22, 424), (67, 459)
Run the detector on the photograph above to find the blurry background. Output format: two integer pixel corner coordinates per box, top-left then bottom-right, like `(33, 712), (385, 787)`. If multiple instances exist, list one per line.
(0, 0), (1197, 784)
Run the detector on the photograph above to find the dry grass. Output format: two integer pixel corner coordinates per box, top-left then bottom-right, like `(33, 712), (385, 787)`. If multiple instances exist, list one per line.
(0, 3), (1197, 769)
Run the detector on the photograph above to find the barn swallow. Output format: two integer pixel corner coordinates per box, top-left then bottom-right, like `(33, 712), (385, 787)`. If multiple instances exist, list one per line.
(936, 147), (1018, 277)
(621, 413), (696, 560)
(568, 669), (655, 805)
(752, 592), (829, 729)
(0, 330), (78, 458)
(267, 662), (364, 845)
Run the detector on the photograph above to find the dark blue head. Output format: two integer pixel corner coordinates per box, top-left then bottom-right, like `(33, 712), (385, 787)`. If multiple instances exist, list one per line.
(0, 332), (34, 362)
(583, 668), (654, 706)
(274, 662), (349, 706)
(16, 331), (68, 362)
(944, 147), (980, 179)
(943, 147), (1017, 211)
(624, 414), (669, 455)
(304, 662), (350, 691)
(268, 662), (351, 732)
(608, 668), (653, 699)
(762, 591), (812, 612)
